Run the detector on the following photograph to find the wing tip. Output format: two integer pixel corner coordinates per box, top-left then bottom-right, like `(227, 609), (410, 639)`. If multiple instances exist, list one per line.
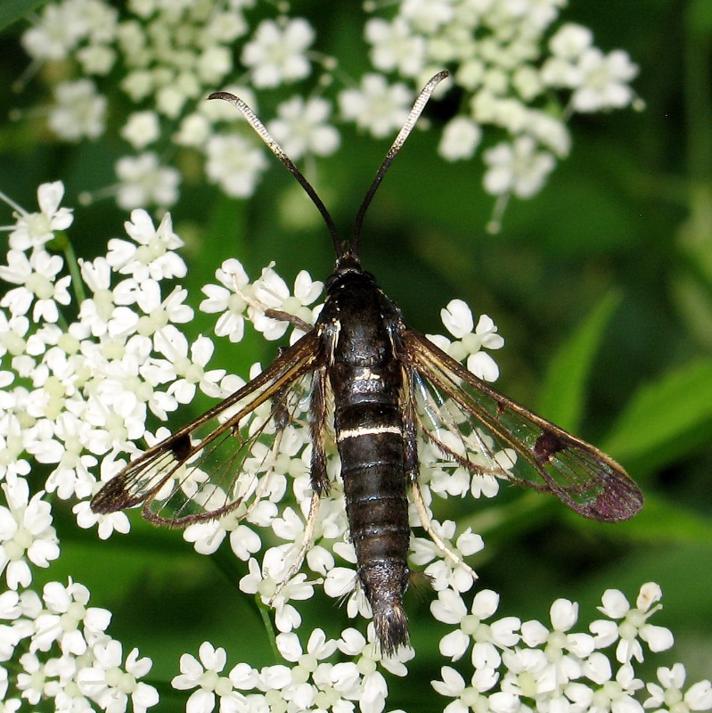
(90, 478), (138, 515)
(582, 476), (644, 522)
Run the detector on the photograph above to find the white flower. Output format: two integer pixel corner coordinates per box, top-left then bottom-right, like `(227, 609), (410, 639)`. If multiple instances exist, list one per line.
(410, 519), (481, 592)
(132, 279), (193, 338)
(150, 325), (224, 403)
(251, 266), (323, 340)
(205, 135), (268, 198)
(428, 300), (504, 382)
(77, 640), (158, 713)
(33, 411), (98, 500)
(0, 249), (71, 323)
(339, 74), (413, 138)
(483, 137), (556, 199)
(571, 48), (638, 112)
(73, 497), (131, 540)
(107, 209), (186, 281)
(590, 583), (674, 664)
(200, 259), (252, 343)
(525, 109), (571, 156)
(365, 17), (426, 77)
(7, 181), (73, 251)
(433, 665), (519, 713)
(0, 412), (32, 482)
(31, 579), (111, 655)
(431, 588), (520, 667)
(276, 628), (338, 691)
(49, 79), (106, 142)
(77, 256), (134, 338)
(400, 0), (454, 32)
(337, 626), (412, 713)
(77, 42), (117, 75)
(197, 45), (233, 85)
(439, 117), (482, 161)
(120, 110), (160, 149)
(184, 512), (261, 559)
(172, 642), (239, 713)
(567, 658), (644, 713)
(644, 663), (712, 713)
(115, 153), (180, 209)
(550, 23), (593, 60)
(21, 2), (87, 60)
(241, 18), (314, 88)
(521, 598), (595, 688)
(500, 647), (551, 702)
(174, 112), (212, 147)
(16, 652), (49, 704)
(267, 97), (340, 160)
(239, 557), (314, 633)
(0, 479), (60, 589)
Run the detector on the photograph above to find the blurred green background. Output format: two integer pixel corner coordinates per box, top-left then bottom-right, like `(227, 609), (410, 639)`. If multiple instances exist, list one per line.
(1, 0), (711, 709)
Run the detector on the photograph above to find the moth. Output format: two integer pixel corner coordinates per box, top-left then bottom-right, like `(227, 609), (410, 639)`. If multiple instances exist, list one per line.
(91, 71), (643, 654)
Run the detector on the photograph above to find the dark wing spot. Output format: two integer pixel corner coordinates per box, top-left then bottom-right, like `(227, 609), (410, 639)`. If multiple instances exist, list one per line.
(170, 434), (192, 461)
(534, 431), (565, 464)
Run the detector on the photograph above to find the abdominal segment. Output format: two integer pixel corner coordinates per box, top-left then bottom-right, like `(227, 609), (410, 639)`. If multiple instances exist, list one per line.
(336, 400), (411, 654)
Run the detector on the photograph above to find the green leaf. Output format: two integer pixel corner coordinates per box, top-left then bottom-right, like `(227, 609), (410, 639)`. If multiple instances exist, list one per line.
(538, 291), (621, 431)
(0, 0), (48, 33)
(687, 0), (712, 34)
(602, 358), (712, 472)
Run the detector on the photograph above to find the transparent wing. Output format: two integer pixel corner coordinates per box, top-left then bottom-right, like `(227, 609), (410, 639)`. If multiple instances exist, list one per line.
(403, 330), (643, 521)
(91, 330), (321, 526)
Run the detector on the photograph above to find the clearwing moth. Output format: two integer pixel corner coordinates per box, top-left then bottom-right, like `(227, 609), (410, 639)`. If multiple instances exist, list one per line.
(92, 71), (643, 654)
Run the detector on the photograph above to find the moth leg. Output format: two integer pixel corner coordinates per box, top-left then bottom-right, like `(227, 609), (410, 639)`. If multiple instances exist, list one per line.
(410, 478), (478, 581)
(263, 307), (313, 333)
(309, 367), (330, 496)
(403, 368), (420, 482)
(268, 492), (320, 604)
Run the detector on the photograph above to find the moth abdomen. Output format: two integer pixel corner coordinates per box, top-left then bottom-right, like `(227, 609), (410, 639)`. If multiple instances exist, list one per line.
(359, 558), (410, 655)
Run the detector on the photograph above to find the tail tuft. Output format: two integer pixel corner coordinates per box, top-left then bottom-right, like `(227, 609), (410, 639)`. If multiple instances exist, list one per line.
(373, 603), (409, 656)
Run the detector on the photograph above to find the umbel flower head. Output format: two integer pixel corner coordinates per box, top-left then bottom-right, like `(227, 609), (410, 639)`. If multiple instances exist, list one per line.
(17, 0), (639, 229)
(0, 179), (709, 712)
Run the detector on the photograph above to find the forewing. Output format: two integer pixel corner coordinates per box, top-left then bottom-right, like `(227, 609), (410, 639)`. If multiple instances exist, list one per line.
(91, 330), (321, 526)
(403, 330), (643, 521)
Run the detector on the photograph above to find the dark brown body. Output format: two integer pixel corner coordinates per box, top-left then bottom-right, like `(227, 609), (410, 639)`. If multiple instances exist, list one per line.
(316, 257), (412, 652)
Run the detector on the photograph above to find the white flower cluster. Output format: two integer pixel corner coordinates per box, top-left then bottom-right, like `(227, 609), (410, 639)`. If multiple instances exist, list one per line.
(361, 0), (639, 220)
(2, 182), (710, 712)
(20, 0), (340, 209)
(18, 1), (637, 225)
(171, 630), (412, 713)
(169, 584), (711, 713)
(431, 583), (711, 713)
(0, 578), (157, 711)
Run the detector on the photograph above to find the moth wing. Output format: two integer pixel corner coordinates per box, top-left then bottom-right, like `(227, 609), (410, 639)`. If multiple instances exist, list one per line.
(403, 330), (643, 521)
(91, 330), (321, 526)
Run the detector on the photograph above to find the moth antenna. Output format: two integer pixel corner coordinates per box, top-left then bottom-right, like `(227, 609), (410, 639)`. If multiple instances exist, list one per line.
(208, 91), (341, 258)
(351, 70), (450, 259)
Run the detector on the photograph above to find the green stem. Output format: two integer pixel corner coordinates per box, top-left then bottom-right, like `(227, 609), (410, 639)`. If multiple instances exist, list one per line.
(60, 233), (86, 304)
(255, 595), (280, 662)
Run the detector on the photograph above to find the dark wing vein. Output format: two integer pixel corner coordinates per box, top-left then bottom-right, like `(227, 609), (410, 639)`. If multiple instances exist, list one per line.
(90, 329), (321, 526)
(403, 330), (643, 521)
